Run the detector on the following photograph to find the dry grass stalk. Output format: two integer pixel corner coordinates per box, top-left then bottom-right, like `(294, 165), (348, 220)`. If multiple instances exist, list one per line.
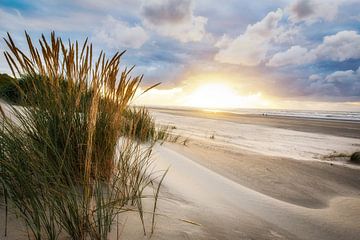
(0, 32), (166, 240)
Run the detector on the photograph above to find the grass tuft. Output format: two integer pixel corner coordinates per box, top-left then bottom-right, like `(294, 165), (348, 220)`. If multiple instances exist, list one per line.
(0, 32), (165, 239)
(350, 152), (360, 164)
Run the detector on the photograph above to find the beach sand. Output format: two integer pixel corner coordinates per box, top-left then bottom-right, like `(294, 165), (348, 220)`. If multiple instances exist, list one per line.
(1, 108), (360, 239)
(147, 109), (360, 240)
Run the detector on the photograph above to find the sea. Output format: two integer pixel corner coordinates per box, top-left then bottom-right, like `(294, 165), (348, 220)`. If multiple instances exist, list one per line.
(228, 109), (360, 121)
(147, 105), (360, 122)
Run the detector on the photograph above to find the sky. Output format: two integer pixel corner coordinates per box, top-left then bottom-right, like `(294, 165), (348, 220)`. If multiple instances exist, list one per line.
(0, 0), (360, 111)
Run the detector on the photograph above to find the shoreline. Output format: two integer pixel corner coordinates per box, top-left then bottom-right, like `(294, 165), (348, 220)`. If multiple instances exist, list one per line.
(149, 107), (360, 139)
(147, 106), (360, 122)
(150, 109), (360, 165)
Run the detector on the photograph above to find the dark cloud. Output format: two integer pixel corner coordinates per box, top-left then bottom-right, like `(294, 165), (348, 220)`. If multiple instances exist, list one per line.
(288, 0), (344, 23)
(290, 0), (314, 19)
(142, 0), (192, 25)
(256, 64), (360, 101)
(296, 67), (360, 99)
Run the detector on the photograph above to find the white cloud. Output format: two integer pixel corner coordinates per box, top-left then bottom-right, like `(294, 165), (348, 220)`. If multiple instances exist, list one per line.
(274, 24), (303, 44)
(0, 8), (101, 31)
(214, 34), (232, 48)
(267, 45), (315, 67)
(308, 74), (322, 81)
(325, 67), (360, 83)
(141, 0), (207, 43)
(93, 16), (149, 49)
(0, 8), (149, 50)
(267, 31), (360, 67)
(313, 30), (360, 61)
(214, 9), (283, 66)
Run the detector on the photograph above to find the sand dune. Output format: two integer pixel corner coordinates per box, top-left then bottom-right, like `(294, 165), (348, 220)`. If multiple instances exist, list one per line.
(144, 144), (360, 240)
(2, 142), (359, 239)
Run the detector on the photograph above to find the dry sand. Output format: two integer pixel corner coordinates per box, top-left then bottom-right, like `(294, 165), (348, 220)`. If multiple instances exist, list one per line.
(147, 144), (360, 240)
(147, 109), (360, 240)
(168, 143), (360, 209)
(1, 107), (360, 240)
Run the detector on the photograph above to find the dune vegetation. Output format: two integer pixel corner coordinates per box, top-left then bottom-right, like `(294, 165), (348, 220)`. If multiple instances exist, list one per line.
(0, 32), (168, 239)
(0, 73), (21, 104)
(350, 152), (360, 163)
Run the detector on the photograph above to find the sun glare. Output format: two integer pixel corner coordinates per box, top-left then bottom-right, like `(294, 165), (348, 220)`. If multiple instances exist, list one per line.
(184, 83), (269, 109)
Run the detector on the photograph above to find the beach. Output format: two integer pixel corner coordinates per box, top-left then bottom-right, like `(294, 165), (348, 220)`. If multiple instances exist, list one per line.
(2, 0), (360, 239)
(1, 108), (360, 240)
(150, 107), (360, 139)
(144, 108), (360, 240)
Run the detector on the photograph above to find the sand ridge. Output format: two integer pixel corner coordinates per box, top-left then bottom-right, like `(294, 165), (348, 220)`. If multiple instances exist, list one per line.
(148, 144), (360, 240)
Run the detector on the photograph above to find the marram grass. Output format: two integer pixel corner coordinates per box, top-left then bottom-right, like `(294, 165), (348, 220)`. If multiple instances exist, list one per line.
(121, 107), (173, 143)
(0, 32), (166, 239)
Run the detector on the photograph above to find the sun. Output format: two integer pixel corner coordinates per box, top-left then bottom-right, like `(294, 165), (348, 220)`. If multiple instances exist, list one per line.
(184, 83), (237, 109)
(184, 83), (269, 109)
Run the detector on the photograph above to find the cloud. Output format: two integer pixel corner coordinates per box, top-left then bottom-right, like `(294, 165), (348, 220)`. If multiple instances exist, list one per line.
(214, 9), (283, 66)
(307, 67), (360, 97)
(289, 0), (314, 20)
(288, 0), (343, 23)
(141, 0), (207, 43)
(93, 16), (149, 49)
(314, 30), (360, 61)
(2, 0), (360, 104)
(267, 46), (315, 67)
(325, 68), (360, 83)
(214, 34), (232, 48)
(68, 0), (140, 12)
(0, 8), (101, 31)
(142, 0), (191, 24)
(274, 25), (302, 44)
(267, 31), (360, 67)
